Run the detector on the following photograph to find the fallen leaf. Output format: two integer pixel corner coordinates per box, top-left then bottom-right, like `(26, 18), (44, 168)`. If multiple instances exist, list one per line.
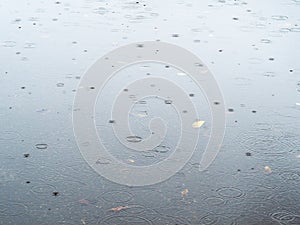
(192, 120), (205, 128)
(110, 206), (129, 212)
(181, 188), (189, 197)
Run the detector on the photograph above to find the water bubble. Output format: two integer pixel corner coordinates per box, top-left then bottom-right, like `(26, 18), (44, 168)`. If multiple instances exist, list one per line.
(153, 145), (170, 153)
(95, 157), (112, 165)
(164, 100), (172, 104)
(35, 143), (48, 150)
(2, 41), (17, 47)
(24, 42), (36, 49)
(260, 39), (272, 44)
(126, 136), (143, 143)
(56, 83), (64, 87)
(271, 15), (288, 21)
(290, 28), (300, 32)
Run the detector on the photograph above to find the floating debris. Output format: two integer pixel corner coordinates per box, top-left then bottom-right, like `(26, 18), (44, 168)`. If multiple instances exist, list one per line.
(110, 205), (130, 212)
(128, 159), (135, 163)
(192, 120), (205, 128)
(181, 189), (189, 197)
(296, 103), (300, 106)
(23, 153), (30, 158)
(52, 191), (59, 196)
(245, 152), (252, 156)
(264, 166), (272, 174)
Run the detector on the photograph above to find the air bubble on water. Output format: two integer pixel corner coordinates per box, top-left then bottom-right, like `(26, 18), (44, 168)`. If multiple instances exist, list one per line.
(2, 41), (17, 47)
(35, 144), (48, 150)
(260, 39), (271, 44)
(153, 145), (170, 153)
(194, 62), (204, 67)
(126, 135), (143, 143)
(290, 27), (300, 32)
(95, 157), (112, 165)
(136, 100), (147, 104)
(164, 100), (172, 104)
(56, 83), (64, 87)
(24, 43), (36, 49)
(271, 15), (288, 21)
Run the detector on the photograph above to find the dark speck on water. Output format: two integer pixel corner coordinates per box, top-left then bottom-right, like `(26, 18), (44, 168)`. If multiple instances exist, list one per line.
(52, 192), (59, 196)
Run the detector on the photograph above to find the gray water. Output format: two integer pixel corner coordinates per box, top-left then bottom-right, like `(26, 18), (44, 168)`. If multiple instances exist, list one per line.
(1, 0), (300, 224)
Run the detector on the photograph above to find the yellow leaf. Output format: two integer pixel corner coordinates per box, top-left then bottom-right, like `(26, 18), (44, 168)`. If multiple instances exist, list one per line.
(192, 120), (205, 128)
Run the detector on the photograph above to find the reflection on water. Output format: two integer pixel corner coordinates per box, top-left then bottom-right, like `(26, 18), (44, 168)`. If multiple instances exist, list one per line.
(0, 0), (300, 224)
